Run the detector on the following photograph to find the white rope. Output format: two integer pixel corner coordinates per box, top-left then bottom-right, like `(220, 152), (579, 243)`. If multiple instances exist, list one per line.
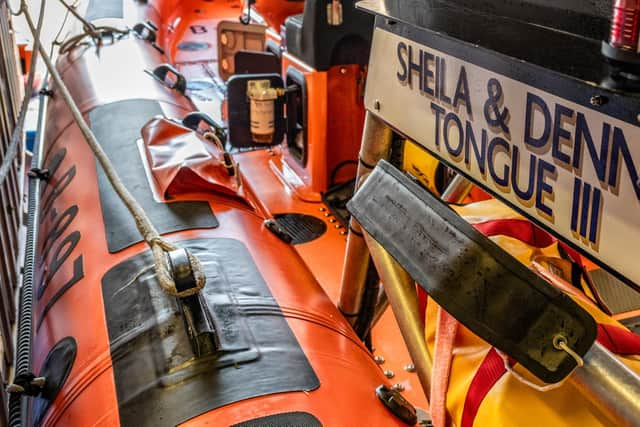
(498, 334), (584, 393)
(20, 2), (206, 297)
(55, 0), (129, 55)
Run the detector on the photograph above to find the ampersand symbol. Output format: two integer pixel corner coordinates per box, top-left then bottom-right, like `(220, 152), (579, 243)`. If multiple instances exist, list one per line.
(484, 78), (510, 135)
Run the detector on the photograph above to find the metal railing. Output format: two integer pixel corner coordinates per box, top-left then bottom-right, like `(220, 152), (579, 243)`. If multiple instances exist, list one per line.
(0, 2), (26, 424)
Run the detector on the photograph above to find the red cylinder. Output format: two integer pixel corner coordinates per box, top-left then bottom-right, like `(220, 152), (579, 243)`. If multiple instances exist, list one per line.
(609, 0), (640, 52)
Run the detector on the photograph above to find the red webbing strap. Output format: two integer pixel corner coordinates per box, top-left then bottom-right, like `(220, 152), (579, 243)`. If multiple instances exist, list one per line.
(474, 218), (587, 288)
(597, 324), (640, 355)
(457, 219), (562, 427)
(418, 285), (428, 323)
(460, 348), (506, 427)
(430, 308), (458, 427)
(473, 219), (555, 248)
(458, 324), (640, 427)
(474, 218), (584, 266)
(429, 218), (603, 427)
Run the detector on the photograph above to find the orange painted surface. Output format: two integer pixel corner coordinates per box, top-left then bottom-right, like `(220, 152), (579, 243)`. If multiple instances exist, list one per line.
(150, 0), (429, 411)
(148, 0), (243, 64)
(35, 3), (428, 424)
(253, 0), (304, 30)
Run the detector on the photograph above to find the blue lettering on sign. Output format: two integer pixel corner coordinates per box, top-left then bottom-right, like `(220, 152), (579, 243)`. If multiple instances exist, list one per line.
(397, 42), (472, 114)
(395, 40), (640, 247)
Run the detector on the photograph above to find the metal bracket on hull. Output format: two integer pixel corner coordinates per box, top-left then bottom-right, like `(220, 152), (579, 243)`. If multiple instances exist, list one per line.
(167, 248), (221, 357)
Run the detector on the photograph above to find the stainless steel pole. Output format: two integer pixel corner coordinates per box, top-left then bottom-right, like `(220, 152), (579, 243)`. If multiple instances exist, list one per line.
(338, 112), (392, 324)
(364, 232), (433, 398)
(570, 341), (640, 427)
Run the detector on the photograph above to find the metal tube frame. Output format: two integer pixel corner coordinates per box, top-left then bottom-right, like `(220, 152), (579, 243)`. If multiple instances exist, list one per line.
(569, 341), (640, 427)
(364, 231), (433, 397)
(349, 115), (640, 424)
(338, 112), (393, 324)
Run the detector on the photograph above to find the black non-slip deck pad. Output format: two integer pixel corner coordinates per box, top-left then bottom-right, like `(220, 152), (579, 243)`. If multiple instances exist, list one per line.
(273, 213), (327, 244)
(90, 99), (217, 252)
(232, 412), (322, 427)
(348, 160), (597, 383)
(102, 238), (320, 427)
(84, 0), (123, 21)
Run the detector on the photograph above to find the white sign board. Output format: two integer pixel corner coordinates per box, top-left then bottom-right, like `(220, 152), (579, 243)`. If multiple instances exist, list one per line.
(365, 28), (640, 285)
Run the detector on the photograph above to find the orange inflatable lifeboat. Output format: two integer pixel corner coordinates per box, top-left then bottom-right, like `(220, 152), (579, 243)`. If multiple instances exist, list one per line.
(27, 1), (414, 426)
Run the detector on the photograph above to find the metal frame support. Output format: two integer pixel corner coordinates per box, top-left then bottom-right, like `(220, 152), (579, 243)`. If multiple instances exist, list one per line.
(364, 232), (433, 398)
(338, 112), (393, 325)
(570, 342), (640, 427)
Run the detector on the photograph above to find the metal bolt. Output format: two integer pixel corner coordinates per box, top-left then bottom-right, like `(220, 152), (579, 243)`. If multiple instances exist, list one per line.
(329, 218), (337, 223)
(384, 370), (395, 378)
(340, 67), (347, 74)
(324, 213), (331, 217)
(340, 230), (348, 236)
(374, 100), (381, 111)
(374, 355), (385, 364)
(590, 95), (606, 106)
(334, 224), (343, 229)
(404, 363), (416, 372)
(391, 383), (405, 392)
(319, 207), (327, 212)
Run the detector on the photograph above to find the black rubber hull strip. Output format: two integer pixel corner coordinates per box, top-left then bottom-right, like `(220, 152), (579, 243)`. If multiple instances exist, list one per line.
(89, 99), (218, 253)
(102, 238), (320, 426)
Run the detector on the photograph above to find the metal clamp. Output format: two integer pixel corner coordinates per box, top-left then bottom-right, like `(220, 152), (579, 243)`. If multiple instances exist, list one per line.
(27, 167), (50, 181)
(133, 21), (158, 43)
(376, 384), (418, 425)
(182, 111), (228, 145)
(166, 248), (220, 357)
(133, 21), (165, 54)
(166, 248), (198, 294)
(6, 373), (46, 396)
(150, 64), (187, 95)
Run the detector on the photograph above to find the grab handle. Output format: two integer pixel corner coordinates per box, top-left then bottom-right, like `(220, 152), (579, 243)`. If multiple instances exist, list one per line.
(182, 112), (227, 144)
(152, 64), (187, 95)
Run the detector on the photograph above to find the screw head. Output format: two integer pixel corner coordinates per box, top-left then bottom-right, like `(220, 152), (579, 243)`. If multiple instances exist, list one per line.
(384, 370), (395, 378)
(340, 230), (348, 236)
(374, 100), (381, 111)
(590, 95), (607, 106)
(319, 207), (327, 212)
(391, 383), (405, 392)
(340, 67), (347, 74)
(404, 364), (416, 372)
(374, 355), (385, 364)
